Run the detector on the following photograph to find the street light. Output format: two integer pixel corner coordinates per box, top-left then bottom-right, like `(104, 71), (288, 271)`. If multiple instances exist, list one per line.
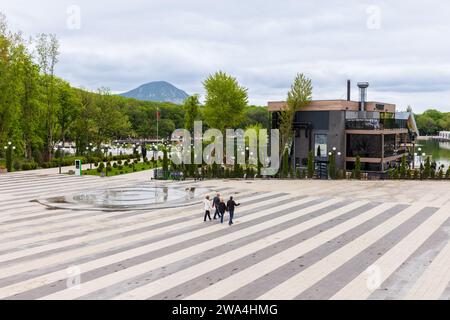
(86, 143), (93, 170)
(54, 142), (63, 174)
(328, 147), (341, 179)
(4, 141), (16, 172)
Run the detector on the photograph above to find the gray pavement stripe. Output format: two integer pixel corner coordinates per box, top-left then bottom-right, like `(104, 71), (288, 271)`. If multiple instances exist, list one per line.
(78, 198), (350, 300)
(293, 206), (438, 300)
(0, 193), (293, 291)
(150, 201), (383, 300)
(368, 216), (450, 300)
(0, 191), (265, 254)
(0, 191), (278, 263)
(220, 203), (407, 299)
(0, 186), (236, 225)
(5, 195), (314, 299)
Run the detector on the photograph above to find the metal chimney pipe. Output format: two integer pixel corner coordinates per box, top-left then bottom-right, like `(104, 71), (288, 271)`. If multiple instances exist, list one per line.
(357, 82), (369, 111)
(347, 80), (351, 101)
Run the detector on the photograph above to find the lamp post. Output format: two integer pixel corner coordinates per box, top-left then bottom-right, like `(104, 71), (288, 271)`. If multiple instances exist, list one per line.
(86, 142), (93, 170)
(54, 142), (63, 174)
(4, 141), (16, 172)
(328, 147), (341, 179)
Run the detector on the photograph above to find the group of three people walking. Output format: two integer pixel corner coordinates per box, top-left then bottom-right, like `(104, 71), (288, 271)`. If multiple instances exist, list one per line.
(203, 192), (240, 225)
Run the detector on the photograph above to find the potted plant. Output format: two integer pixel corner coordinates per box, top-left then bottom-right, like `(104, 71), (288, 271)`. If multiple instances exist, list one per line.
(0, 165), (7, 174)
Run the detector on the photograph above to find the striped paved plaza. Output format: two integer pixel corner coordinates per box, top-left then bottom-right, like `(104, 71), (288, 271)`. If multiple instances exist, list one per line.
(0, 169), (450, 300)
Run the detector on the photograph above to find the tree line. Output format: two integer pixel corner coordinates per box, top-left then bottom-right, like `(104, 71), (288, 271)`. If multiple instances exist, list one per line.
(415, 109), (450, 135)
(0, 13), (268, 169)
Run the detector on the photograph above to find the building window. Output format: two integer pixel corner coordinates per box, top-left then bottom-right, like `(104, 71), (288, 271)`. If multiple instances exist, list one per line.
(314, 134), (327, 157)
(384, 134), (396, 157)
(346, 134), (382, 158)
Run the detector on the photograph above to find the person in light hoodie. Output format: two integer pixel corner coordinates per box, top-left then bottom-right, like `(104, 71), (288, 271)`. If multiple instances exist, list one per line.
(203, 195), (212, 222)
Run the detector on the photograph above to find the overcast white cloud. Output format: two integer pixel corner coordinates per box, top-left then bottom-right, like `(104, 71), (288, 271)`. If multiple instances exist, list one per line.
(2, 0), (450, 112)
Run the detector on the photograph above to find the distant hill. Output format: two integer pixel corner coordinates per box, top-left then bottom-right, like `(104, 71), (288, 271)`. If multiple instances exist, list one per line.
(119, 81), (189, 104)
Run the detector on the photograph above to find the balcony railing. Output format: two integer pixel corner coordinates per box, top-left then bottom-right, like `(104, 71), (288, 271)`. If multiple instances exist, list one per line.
(345, 119), (408, 130)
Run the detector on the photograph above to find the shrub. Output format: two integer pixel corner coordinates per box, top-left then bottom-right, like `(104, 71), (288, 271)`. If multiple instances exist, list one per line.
(13, 160), (21, 171)
(41, 162), (50, 168)
(96, 166), (103, 173)
(118, 165), (123, 170)
(399, 154), (407, 178)
(393, 168), (399, 179)
(32, 149), (43, 164)
(352, 155), (361, 179)
(117, 160), (122, 165)
(23, 162), (37, 170)
(21, 162), (31, 171)
(413, 169), (419, 180)
(406, 168), (412, 179)
(113, 162), (117, 168)
(423, 157), (431, 179)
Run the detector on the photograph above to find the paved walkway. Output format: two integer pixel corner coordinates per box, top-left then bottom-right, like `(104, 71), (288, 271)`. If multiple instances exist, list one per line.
(0, 170), (449, 300)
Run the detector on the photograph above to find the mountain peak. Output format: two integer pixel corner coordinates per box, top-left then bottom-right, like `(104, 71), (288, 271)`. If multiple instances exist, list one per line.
(120, 81), (189, 104)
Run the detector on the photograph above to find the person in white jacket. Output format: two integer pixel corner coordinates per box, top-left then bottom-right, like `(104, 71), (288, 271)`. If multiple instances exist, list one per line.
(203, 195), (212, 221)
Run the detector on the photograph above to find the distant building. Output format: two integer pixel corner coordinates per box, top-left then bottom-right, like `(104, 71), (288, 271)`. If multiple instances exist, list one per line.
(438, 131), (450, 140)
(269, 81), (419, 174)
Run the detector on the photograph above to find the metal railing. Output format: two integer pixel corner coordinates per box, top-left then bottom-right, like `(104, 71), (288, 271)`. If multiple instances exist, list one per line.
(345, 119), (408, 130)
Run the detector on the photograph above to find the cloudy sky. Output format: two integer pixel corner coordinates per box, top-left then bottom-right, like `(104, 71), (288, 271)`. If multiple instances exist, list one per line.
(2, 0), (450, 112)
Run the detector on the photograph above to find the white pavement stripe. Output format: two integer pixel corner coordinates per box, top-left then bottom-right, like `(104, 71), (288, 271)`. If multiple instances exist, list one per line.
(0, 194), (299, 282)
(257, 204), (425, 300)
(114, 200), (369, 300)
(0, 189), (253, 241)
(331, 207), (449, 300)
(0, 190), (265, 251)
(402, 220), (450, 300)
(0, 191), (280, 261)
(186, 202), (397, 300)
(38, 197), (334, 300)
(0, 196), (314, 299)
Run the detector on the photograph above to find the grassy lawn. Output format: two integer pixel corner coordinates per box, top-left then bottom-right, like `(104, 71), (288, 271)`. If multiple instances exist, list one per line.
(82, 162), (158, 177)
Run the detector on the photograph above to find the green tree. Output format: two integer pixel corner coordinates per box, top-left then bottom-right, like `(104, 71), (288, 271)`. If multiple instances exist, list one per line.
(183, 94), (200, 132)
(281, 148), (289, 178)
(203, 71), (248, 132)
(57, 80), (81, 150)
(423, 156), (431, 179)
(400, 154), (407, 178)
(36, 33), (59, 161)
(353, 155), (361, 179)
(91, 88), (131, 146)
(279, 73), (312, 165)
(0, 15), (21, 154)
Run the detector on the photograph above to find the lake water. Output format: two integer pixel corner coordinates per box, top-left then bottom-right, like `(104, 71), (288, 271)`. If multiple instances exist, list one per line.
(416, 139), (450, 169)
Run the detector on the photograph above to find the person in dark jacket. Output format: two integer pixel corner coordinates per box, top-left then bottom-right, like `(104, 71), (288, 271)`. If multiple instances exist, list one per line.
(226, 196), (240, 225)
(218, 197), (227, 224)
(212, 192), (221, 219)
